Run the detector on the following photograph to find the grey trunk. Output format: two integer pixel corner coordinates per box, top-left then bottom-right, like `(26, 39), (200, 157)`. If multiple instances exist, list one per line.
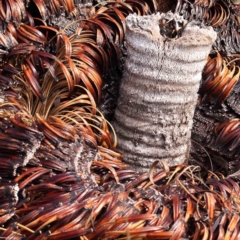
(113, 13), (217, 172)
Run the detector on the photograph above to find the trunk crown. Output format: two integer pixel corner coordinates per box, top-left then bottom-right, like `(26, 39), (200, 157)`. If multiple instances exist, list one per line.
(114, 13), (217, 172)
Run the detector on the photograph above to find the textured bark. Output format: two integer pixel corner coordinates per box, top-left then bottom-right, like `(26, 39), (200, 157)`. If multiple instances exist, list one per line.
(191, 88), (240, 174)
(114, 13), (217, 172)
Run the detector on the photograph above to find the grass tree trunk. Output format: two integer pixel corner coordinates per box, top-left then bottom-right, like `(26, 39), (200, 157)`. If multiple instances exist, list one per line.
(113, 13), (217, 172)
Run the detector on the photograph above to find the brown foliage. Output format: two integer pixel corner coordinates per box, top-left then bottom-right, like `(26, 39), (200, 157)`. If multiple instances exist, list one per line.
(0, 0), (240, 239)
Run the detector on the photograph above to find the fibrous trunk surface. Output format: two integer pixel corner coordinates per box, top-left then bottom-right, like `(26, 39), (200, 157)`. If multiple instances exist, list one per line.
(114, 13), (217, 171)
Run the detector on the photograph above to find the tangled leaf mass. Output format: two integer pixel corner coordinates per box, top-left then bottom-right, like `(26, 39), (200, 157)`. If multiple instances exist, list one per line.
(0, 0), (240, 239)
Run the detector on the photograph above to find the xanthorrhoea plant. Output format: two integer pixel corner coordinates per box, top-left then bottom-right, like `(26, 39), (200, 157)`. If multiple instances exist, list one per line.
(114, 13), (217, 172)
